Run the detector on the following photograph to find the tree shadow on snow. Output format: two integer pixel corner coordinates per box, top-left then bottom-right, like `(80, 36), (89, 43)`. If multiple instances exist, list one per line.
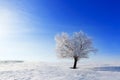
(93, 66), (120, 72)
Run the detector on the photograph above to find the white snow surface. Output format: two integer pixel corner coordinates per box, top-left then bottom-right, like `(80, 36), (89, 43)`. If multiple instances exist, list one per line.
(0, 62), (120, 80)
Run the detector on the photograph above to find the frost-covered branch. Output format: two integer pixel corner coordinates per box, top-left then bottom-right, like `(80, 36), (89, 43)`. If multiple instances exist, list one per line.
(55, 31), (97, 59)
(55, 31), (97, 69)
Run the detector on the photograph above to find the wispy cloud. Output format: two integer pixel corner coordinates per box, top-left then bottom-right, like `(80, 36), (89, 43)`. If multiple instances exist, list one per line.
(0, 5), (55, 61)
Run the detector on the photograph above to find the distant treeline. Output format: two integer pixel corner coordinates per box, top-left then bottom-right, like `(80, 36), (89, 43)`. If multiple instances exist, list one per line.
(0, 60), (24, 63)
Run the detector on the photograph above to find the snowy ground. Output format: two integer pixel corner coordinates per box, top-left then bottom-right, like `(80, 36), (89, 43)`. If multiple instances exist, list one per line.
(0, 62), (119, 80)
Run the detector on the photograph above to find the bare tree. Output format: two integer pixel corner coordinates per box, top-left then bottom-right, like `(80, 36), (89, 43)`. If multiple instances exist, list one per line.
(55, 31), (97, 69)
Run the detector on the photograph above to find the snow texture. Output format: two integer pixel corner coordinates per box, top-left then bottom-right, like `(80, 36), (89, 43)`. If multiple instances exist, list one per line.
(0, 62), (119, 80)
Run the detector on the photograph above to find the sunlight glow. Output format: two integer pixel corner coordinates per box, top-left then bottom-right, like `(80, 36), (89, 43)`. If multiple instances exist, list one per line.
(0, 9), (14, 37)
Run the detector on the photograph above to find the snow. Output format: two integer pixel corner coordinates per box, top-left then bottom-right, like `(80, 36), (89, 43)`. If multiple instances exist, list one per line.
(0, 62), (119, 80)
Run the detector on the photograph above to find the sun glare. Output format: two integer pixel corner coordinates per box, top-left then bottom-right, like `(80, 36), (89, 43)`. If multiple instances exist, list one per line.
(0, 9), (13, 37)
(0, 9), (12, 24)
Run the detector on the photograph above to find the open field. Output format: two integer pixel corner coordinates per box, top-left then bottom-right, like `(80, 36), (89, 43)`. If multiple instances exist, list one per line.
(0, 62), (119, 80)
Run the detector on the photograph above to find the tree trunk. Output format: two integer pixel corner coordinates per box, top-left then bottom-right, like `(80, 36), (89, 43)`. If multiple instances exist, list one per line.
(73, 57), (78, 69)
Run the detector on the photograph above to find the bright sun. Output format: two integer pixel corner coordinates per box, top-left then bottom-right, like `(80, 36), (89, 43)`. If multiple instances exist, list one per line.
(0, 8), (31, 38)
(0, 9), (13, 37)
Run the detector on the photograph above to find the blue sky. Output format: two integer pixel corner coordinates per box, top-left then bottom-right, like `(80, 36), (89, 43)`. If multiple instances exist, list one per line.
(0, 0), (120, 63)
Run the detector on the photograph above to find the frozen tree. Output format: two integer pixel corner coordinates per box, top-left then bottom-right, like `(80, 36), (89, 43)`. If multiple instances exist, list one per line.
(55, 31), (97, 69)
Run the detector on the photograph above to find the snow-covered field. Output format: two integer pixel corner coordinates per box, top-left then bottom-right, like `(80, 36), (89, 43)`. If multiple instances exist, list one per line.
(0, 62), (120, 80)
